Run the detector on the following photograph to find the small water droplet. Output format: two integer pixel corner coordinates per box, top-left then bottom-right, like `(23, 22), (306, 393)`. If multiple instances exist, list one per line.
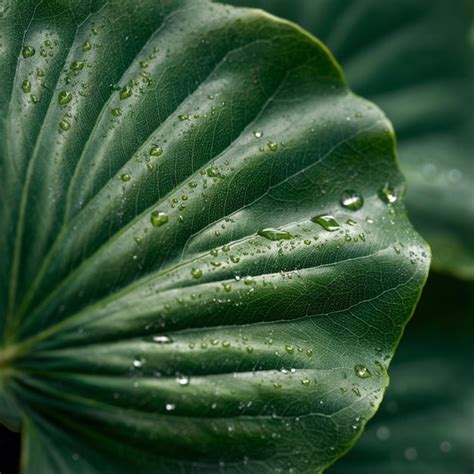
(133, 358), (143, 368)
(379, 183), (398, 204)
(22, 46), (35, 58)
(206, 167), (218, 177)
(82, 40), (92, 52)
(59, 119), (71, 131)
(257, 228), (293, 241)
(149, 146), (163, 157)
(354, 364), (371, 378)
(301, 378), (310, 387)
(191, 268), (203, 279)
(70, 61), (85, 71)
(176, 374), (190, 386)
(165, 403), (176, 411)
(285, 345), (294, 355)
(150, 210), (169, 227)
(253, 131), (263, 138)
(340, 190), (364, 210)
(311, 214), (340, 231)
(178, 114), (189, 121)
(111, 107), (122, 117)
(21, 79), (31, 93)
(152, 335), (172, 343)
(119, 174), (131, 182)
(120, 84), (132, 100)
(58, 90), (73, 106)
(267, 141), (278, 152)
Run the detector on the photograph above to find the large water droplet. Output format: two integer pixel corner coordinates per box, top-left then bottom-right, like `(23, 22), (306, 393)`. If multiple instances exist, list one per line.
(257, 228), (293, 241)
(340, 190), (364, 211)
(150, 210), (169, 227)
(311, 214), (340, 231)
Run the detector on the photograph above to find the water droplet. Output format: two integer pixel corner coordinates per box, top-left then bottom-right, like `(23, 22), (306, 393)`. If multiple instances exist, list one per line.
(285, 345), (294, 355)
(207, 167), (218, 177)
(149, 146), (163, 157)
(354, 364), (371, 378)
(257, 228), (293, 241)
(139, 61), (149, 68)
(120, 84), (132, 100)
(178, 114), (189, 121)
(340, 190), (364, 211)
(191, 268), (203, 279)
(165, 403), (176, 411)
(111, 107), (122, 117)
(253, 131), (263, 138)
(132, 358), (143, 368)
(22, 46), (35, 58)
(58, 90), (73, 106)
(176, 374), (190, 386)
(152, 335), (172, 343)
(70, 61), (85, 71)
(59, 119), (71, 131)
(301, 378), (310, 387)
(379, 183), (398, 204)
(267, 141), (278, 152)
(119, 174), (131, 182)
(221, 341), (230, 348)
(311, 214), (340, 231)
(21, 80), (31, 93)
(82, 40), (92, 52)
(150, 211), (169, 227)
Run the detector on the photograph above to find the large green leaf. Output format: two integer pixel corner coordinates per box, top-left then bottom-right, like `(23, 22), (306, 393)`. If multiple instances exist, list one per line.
(0, 1), (429, 472)
(330, 273), (474, 474)
(228, 0), (474, 279)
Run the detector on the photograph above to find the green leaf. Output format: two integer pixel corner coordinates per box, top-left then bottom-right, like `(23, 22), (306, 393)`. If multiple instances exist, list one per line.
(329, 273), (474, 473)
(0, 1), (429, 472)
(227, 0), (474, 279)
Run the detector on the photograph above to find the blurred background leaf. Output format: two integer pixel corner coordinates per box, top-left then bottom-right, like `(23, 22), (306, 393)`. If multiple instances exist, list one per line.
(227, 0), (474, 279)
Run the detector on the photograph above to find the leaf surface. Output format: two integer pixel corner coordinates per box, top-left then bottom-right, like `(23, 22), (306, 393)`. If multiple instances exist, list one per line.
(0, 1), (429, 472)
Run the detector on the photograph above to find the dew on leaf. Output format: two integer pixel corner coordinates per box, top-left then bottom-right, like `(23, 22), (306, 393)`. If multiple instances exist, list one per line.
(379, 183), (398, 204)
(257, 228), (293, 241)
(152, 335), (172, 343)
(58, 90), (73, 106)
(311, 214), (340, 231)
(119, 174), (131, 182)
(340, 190), (364, 210)
(267, 140), (278, 152)
(354, 364), (371, 378)
(150, 210), (169, 227)
(191, 268), (203, 279)
(22, 46), (35, 58)
(21, 80), (31, 93)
